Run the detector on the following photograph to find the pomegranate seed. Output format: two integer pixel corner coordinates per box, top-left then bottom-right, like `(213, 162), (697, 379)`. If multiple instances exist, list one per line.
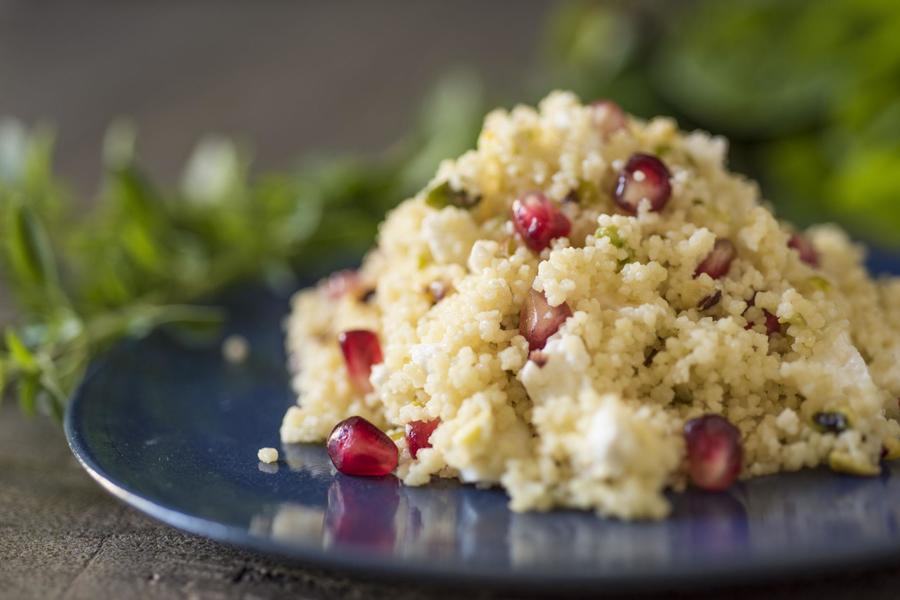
(695, 239), (737, 279)
(405, 419), (440, 459)
(697, 290), (722, 311)
(763, 310), (781, 335)
(788, 234), (819, 267)
(338, 330), (383, 393)
(590, 99), (627, 137)
(322, 270), (360, 300)
(529, 350), (548, 367)
(742, 294), (781, 336)
(684, 414), (743, 491)
(327, 416), (398, 476)
(744, 310), (781, 336)
(520, 289), (572, 351)
(613, 153), (672, 215)
(512, 191), (571, 253)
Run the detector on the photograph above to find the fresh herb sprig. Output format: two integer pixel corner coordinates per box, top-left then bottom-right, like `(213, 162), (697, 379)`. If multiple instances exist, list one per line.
(0, 71), (484, 420)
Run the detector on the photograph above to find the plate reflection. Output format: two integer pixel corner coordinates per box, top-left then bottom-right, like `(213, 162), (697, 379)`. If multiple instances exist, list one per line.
(249, 443), (900, 571)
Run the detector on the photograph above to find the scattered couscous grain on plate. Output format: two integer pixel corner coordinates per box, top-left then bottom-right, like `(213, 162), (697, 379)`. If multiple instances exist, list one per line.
(258, 447), (279, 464)
(279, 91), (900, 519)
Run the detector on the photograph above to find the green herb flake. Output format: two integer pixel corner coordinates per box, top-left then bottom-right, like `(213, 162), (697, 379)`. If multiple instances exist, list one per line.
(595, 225), (635, 270)
(806, 276), (831, 292)
(417, 249), (432, 269)
(0, 359), (7, 405)
(595, 225), (626, 249)
(672, 384), (693, 405)
(16, 376), (38, 416)
(784, 313), (807, 327)
(424, 181), (480, 210)
(5, 330), (37, 373)
(575, 180), (599, 204)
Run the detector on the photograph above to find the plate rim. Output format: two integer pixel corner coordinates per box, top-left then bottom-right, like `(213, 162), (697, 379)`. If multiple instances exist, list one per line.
(64, 348), (900, 594)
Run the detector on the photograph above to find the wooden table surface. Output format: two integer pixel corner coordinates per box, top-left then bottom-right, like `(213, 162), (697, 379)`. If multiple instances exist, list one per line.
(4, 401), (900, 600)
(2, 2), (900, 598)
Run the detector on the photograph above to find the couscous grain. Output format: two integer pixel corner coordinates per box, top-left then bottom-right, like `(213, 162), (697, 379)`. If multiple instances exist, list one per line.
(280, 92), (900, 519)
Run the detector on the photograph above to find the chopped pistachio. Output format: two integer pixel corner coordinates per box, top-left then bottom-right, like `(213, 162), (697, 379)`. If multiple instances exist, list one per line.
(595, 225), (634, 270)
(806, 276), (831, 292)
(424, 181), (481, 209)
(828, 450), (880, 476)
(595, 225), (626, 249)
(673, 384), (693, 405)
(784, 313), (807, 327)
(576, 180), (600, 204)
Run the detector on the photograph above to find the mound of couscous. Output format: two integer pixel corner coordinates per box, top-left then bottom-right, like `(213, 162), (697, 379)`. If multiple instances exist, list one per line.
(279, 92), (900, 519)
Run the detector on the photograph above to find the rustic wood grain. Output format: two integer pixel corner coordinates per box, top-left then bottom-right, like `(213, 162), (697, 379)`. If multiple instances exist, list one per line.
(3, 401), (900, 599)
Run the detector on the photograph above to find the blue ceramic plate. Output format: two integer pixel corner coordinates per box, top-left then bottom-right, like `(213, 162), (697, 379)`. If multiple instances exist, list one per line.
(65, 253), (900, 593)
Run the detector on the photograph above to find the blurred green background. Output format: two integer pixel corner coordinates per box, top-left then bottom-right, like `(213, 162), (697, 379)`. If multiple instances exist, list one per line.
(0, 0), (898, 417)
(544, 0), (900, 244)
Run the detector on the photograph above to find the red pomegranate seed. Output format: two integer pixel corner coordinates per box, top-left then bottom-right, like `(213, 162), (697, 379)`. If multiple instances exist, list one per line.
(613, 153), (672, 215)
(695, 239), (737, 279)
(520, 289), (572, 351)
(338, 330), (383, 392)
(405, 419), (440, 459)
(327, 416), (398, 476)
(323, 270), (360, 300)
(590, 99), (627, 137)
(684, 414), (743, 491)
(697, 290), (722, 311)
(744, 309), (781, 336)
(788, 233), (819, 267)
(512, 191), (571, 253)
(529, 350), (548, 367)
(763, 310), (781, 335)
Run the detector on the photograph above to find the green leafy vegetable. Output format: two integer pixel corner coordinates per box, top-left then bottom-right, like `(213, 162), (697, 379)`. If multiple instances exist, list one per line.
(0, 71), (483, 420)
(3, 0), (898, 422)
